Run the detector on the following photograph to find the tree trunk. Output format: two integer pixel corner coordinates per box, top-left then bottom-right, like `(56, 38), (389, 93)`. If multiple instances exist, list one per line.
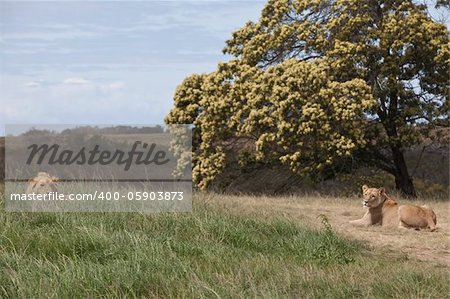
(391, 145), (416, 198)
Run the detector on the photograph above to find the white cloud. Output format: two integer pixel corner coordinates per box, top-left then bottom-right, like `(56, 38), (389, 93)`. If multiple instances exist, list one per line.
(108, 81), (126, 90)
(177, 49), (220, 56)
(0, 29), (98, 42)
(25, 81), (41, 87)
(63, 77), (90, 85)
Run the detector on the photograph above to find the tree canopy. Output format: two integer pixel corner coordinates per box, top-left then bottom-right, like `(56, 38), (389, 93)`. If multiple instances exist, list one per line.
(166, 0), (449, 196)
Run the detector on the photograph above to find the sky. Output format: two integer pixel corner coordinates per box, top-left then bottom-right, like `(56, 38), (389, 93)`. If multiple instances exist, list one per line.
(0, 1), (448, 136)
(0, 1), (266, 135)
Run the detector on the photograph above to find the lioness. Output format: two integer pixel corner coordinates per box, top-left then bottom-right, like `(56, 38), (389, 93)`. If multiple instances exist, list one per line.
(27, 172), (58, 195)
(349, 185), (437, 231)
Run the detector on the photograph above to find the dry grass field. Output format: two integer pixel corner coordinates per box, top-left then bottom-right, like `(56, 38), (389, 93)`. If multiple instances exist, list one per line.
(211, 193), (450, 267)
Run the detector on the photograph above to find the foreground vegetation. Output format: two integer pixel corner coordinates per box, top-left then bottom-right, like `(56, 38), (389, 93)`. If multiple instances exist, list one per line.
(0, 191), (449, 298)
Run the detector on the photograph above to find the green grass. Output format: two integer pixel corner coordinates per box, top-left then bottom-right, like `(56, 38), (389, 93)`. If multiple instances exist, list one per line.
(0, 192), (449, 298)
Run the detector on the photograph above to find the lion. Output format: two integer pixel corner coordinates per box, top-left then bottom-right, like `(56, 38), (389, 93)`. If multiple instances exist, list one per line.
(27, 172), (58, 195)
(349, 185), (437, 231)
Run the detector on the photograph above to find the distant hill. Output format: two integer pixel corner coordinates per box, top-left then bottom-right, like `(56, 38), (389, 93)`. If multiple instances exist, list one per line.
(1, 128), (448, 198)
(20, 125), (165, 136)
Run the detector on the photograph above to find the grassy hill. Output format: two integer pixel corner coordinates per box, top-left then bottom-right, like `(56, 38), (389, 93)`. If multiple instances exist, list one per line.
(0, 190), (449, 298)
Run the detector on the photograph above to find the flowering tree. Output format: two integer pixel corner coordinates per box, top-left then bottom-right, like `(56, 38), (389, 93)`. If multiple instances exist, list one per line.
(166, 0), (449, 196)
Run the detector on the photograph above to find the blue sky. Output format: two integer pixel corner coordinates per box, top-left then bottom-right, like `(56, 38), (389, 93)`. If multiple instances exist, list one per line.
(0, 1), (266, 135)
(0, 1), (448, 136)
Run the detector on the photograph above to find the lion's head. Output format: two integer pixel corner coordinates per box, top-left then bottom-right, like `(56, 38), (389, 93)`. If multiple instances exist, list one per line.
(361, 185), (387, 208)
(27, 172), (58, 194)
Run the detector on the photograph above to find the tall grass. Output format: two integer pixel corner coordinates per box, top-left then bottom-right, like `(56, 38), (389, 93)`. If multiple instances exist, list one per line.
(0, 190), (449, 298)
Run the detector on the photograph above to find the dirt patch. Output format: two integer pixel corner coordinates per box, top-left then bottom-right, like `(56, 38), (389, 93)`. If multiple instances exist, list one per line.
(210, 194), (450, 267)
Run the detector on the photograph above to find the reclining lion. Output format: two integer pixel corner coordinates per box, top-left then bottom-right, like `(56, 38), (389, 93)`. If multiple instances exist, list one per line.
(350, 185), (437, 231)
